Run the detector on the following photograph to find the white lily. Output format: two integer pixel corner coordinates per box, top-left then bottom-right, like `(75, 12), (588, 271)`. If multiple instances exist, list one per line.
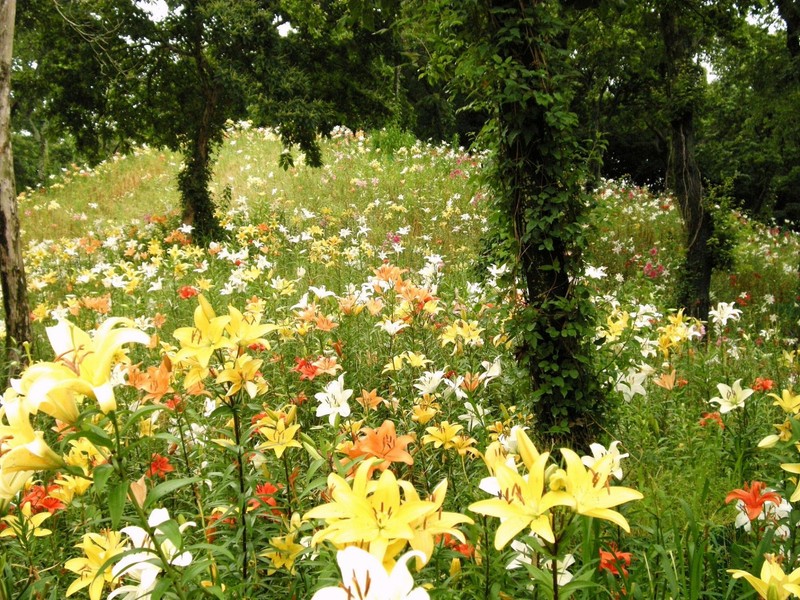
(710, 379), (753, 414)
(114, 508), (195, 580)
(311, 546), (429, 600)
(708, 301), (742, 329)
(581, 441), (629, 481)
(314, 374), (353, 425)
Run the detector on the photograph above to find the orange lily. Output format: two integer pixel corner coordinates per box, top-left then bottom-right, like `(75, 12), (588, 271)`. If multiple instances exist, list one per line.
(342, 420), (414, 476)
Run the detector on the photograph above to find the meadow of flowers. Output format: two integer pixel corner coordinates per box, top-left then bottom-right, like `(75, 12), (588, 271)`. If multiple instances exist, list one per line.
(2, 123), (800, 599)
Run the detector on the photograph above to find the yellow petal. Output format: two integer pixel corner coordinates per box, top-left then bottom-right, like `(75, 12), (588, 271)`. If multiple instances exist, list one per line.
(1, 436), (64, 473)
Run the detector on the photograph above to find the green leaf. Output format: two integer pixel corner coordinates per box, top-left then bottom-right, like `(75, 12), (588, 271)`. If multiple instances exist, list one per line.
(300, 476), (329, 500)
(525, 564), (554, 590)
(302, 441), (323, 461)
(109, 480), (128, 528)
(145, 477), (202, 509)
(278, 149), (294, 170)
(191, 543), (236, 562)
(156, 519), (183, 554)
(153, 432), (181, 445)
(209, 404), (233, 420)
(303, 457), (325, 483)
(151, 577), (172, 600)
(92, 464), (114, 495)
(66, 424), (114, 450)
(120, 404), (167, 437)
(559, 580), (601, 598)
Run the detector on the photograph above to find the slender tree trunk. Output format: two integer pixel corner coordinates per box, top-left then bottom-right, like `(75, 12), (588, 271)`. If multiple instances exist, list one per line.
(178, 2), (222, 243)
(661, 6), (713, 321)
(0, 0), (31, 380)
(668, 112), (713, 320)
(35, 120), (49, 183)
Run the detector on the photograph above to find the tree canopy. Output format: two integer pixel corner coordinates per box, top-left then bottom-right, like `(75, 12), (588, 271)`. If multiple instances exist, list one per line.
(13, 0), (403, 240)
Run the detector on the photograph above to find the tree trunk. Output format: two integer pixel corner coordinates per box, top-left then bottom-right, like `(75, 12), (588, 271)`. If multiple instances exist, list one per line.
(0, 0), (31, 381)
(661, 5), (713, 321)
(34, 119), (49, 183)
(178, 2), (222, 244)
(776, 0), (800, 59)
(178, 126), (220, 243)
(668, 112), (713, 320)
(488, 0), (603, 446)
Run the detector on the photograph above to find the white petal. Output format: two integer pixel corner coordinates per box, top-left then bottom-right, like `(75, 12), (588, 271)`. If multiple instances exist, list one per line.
(148, 507), (171, 528)
(311, 588), (348, 600)
(336, 547), (390, 598)
(389, 551), (428, 597)
(120, 526), (151, 548)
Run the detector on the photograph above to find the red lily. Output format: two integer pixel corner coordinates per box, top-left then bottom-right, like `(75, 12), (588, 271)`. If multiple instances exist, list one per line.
(599, 544), (632, 577)
(725, 481), (782, 521)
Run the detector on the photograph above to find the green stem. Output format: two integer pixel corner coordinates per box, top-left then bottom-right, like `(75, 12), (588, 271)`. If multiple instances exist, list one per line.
(283, 451), (296, 511)
(483, 516), (491, 599)
(552, 536), (559, 600)
(230, 395), (250, 582)
(551, 511), (560, 600)
(109, 412), (192, 600)
(175, 411), (207, 528)
(175, 409), (218, 585)
(126, 483), (200, 600)
(19, 532), (38, 582)
(460, 453), (469, 482)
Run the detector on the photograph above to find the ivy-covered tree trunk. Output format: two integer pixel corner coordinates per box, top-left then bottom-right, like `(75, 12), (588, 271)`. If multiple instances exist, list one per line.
(667, 108), (713, 321)
(483, 0), (603, 445)
(0, 0), (31, 380)
(661, 5), (713, 321)
(179, 108), (222, 243)
(177, 1), (224, 244)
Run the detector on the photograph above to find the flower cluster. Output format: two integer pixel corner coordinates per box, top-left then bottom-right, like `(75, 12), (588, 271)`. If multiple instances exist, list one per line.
(468, 429), (643, 551)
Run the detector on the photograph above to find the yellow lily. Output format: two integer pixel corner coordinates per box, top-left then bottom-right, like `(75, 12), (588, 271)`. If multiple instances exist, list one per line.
(0, 396), (63, 489)
(399, 478), (473, 567)
(65, 530), (127, 600)
(0, 502), (52, 538)
(18, 318), (150, 417)
(256, 417), (302, 459)
(769, 389), (800, 415)
(469, 429), (572, 548)
(225, 305), (277, 349)
(173, 295), (232, 368)
(559, 448), (643, 531)
(14, 363), (81, 423)
(469, 448), (572, 547)
(421, 421), (463, 450)
(0, 468), (32, 506)
(779, 463), (800, 502)
(261, 520), (306, 575)
(216, 355), (264, 399)
(304, 458), (436, 564)
(729, 554), (800, 599)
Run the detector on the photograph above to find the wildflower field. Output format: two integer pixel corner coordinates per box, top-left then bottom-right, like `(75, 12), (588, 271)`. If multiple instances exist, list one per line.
(3, 124), (800, 599)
